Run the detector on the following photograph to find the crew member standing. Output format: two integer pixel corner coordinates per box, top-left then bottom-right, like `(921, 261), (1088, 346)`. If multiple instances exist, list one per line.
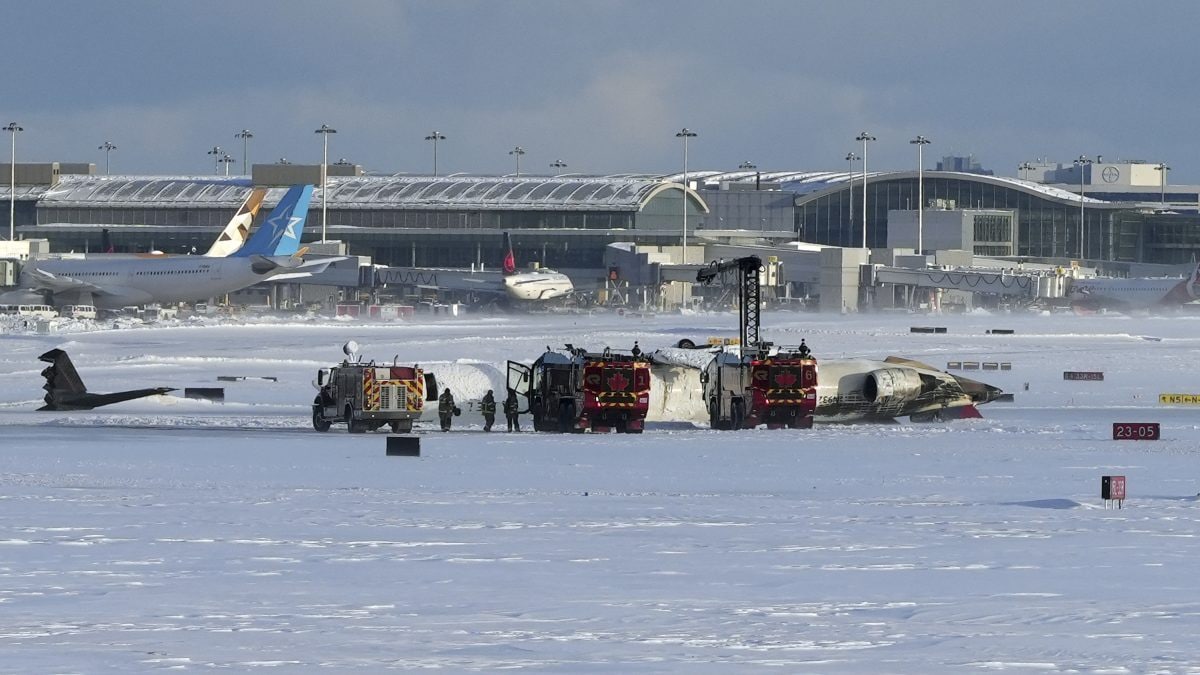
(438, 387), (456, 432)
(797, 339), (812, 359)
(504, 388), (521, 432)
(480, 389), (497, 432)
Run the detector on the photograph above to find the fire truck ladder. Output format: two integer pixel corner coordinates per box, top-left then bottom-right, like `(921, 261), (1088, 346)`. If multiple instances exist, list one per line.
(696, 256), (762, 351)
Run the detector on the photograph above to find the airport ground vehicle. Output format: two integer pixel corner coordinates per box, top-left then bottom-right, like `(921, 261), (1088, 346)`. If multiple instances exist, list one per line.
(693, 255), (818, 429)
(312, 344), (438, 433)
(58, 304), (97, 319)
(0, 303), (59, 319)
(508, 346), (651, 433)
(702, 345), (817, 429)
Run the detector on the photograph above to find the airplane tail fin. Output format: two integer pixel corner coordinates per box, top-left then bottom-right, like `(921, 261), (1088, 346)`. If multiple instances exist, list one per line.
(39, 349), (87, 406)
(233, 185), (314, 258)
(502, 232), (517, 276)
(205, 188), (268, 257)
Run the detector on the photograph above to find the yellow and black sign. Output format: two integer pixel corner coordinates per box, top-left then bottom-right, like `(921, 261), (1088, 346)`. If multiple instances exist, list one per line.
(1159, 393), (1200, 405)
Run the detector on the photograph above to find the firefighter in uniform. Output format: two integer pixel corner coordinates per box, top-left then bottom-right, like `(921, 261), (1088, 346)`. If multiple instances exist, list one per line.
(480, 389), (497, 432)
(504, 388), (521, 432)
(438, 387), (456, 431)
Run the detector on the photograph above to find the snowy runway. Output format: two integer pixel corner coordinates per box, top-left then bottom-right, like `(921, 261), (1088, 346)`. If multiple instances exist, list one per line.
(3, 312), (1200, 671)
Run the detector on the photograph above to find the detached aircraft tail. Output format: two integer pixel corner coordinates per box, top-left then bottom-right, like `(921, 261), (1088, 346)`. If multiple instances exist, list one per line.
(234, 185), (314, 258)
(37, 348), (174, 411)
(204, 188), (269, 257)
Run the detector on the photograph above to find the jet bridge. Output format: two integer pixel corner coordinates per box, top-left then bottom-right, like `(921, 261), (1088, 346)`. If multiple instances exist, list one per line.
(871, 266), (1067, 299)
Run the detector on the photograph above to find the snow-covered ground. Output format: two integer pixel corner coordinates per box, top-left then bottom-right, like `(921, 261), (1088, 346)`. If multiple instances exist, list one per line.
(3, 310), (1200, 672)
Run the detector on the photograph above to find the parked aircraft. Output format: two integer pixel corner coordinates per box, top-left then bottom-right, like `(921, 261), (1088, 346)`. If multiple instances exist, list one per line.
(37, 348), (174, 410)
(649, 348), (1003, 424)
(373, 232), (574, 303)
(10, 185), (332, 309)
(1066, 262), (1200, 311)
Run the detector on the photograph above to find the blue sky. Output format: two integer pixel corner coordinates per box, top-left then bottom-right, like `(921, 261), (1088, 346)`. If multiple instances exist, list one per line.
(4, 1), (1197, 181)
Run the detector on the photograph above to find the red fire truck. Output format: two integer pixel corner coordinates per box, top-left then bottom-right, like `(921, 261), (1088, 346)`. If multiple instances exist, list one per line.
(507, 346), (651, 433)
(702, 345), (817, 429)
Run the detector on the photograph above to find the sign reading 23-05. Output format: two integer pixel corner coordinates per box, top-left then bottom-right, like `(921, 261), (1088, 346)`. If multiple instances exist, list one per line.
(1112, 422), (1160, 440)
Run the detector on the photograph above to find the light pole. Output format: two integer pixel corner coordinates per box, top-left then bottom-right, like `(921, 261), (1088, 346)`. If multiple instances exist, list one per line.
(550, 159), (567, 173)
(218, 153), (235, 176)
(235, 129), (253, 175)
(910, 135), (931, 254)
(845, 152), (859, 229)
(1155, 162), (1170, 205)
(1018, 161), (1035, 180)
(98, 140), (117, 176)
(5, 122), (22, 241)
(424, 131), (446, 176)
(207, 146), (223, 174)
(508, 146), (525, 177)
(855, 131), (875, 250)
(1073, 155), (1091, 259)
(676, 127), (697, 263)
(314, 124), (337, 242)
(739, 160), (760, 190)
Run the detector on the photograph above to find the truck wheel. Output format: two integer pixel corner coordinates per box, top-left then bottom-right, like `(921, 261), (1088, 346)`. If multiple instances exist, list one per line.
(390, 421), (411, 434)
(791, 415), (814, 429)
(676, 338), (696, 349)
(312, 406), (331, 432)
(730, 399), (745, 430)
(346, 406), (366, 434)
(558, 401), (576, 433)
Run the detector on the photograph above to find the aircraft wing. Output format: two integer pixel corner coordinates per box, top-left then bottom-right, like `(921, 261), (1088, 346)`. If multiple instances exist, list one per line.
(255, 255), (346, 280)
(25, 268), (111, 296)
(374, 266), (506, 294)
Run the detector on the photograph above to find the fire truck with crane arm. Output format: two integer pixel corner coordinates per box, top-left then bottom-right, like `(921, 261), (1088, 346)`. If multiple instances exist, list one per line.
(695, 256), (818, 429)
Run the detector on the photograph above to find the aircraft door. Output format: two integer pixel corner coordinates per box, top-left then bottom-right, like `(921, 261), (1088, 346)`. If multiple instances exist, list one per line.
(506, 361), (532, 412)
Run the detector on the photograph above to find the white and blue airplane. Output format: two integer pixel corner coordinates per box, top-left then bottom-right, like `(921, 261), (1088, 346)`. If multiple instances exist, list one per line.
(7, 185), (332, 309)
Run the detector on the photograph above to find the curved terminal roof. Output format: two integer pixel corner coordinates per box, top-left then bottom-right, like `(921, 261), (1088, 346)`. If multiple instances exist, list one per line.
(22, 171), (1112, 211)
(29, 174), (704, 213)
(684, 169), (1111, 205)
(319, 175), (696, 212)
(39, 176), (254, 206)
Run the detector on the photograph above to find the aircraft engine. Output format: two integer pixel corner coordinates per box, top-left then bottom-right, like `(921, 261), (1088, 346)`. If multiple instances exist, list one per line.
(862, 368), (924, 405)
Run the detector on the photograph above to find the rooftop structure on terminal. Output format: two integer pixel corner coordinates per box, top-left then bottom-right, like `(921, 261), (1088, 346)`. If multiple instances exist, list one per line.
(4, 164), (1200, 268)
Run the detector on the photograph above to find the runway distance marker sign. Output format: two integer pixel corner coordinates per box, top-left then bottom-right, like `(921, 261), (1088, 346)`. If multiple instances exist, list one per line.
(1112, 422), (1159, 440)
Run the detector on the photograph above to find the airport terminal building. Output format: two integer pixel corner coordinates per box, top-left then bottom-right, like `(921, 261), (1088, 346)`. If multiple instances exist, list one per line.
(5, 162), (1200, 282)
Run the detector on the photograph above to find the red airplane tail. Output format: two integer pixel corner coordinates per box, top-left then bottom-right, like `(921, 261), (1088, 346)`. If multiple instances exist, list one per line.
(502, 232), (517, 276)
